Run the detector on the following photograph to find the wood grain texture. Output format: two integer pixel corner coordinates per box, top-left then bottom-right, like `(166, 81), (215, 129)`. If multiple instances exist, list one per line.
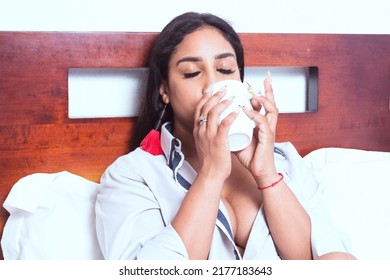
(0, 32), (389, 259)
(240, 34), (390, 155)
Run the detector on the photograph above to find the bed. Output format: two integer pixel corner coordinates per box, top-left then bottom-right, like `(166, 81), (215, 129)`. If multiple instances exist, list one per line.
(0, 32), (389, 260)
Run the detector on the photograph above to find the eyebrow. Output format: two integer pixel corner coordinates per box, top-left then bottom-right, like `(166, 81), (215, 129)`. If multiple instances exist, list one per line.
(175, 52), (236, 66)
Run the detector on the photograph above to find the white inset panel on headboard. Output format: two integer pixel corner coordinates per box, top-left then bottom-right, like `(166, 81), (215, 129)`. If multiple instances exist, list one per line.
(244, 67), (312, 113)
(68, 67), (314, 119)
(68, 68), (148, 119)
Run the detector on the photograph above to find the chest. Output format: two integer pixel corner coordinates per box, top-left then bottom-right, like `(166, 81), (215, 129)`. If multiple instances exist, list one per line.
(222, 167), (263, 250)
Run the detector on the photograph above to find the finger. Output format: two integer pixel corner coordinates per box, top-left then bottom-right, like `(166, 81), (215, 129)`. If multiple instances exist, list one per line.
(249, 94), (263, 111)
(260, 97), (278, 132)
(194, 89), (225, 128)
(243, 105), (277, 136)
(217, 107), (239, 136)
(194, 92), (210, 126)
(250, 93), (278, 127)
(250, 95), (277, 114)
(243, 108), (274, 143)
(199, 89), (227, 116)
(205, 98), (233, 136)
(209, 96), (231, 117)
(264, 73), (276, 105)
(256, 96), (278, 114)
(242, 106), (266, 126)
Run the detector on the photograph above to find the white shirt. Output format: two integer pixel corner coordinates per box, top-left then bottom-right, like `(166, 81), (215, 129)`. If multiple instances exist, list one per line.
(95, 122), (349, 260)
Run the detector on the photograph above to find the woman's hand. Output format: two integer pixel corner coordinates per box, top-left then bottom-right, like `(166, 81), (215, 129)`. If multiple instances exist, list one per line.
(193, 89), (238, 180)
(174, 88), (238, 260)
(236, 75), (279, 184)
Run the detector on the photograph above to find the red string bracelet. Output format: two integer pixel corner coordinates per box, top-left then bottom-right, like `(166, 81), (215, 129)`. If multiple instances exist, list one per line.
(258, 173), (284, 190)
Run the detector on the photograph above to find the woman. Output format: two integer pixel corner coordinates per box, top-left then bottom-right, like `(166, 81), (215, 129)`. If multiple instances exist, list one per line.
(95, 12), (355, 260)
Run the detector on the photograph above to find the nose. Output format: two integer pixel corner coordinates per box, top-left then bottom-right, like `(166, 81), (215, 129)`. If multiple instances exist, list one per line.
(202, 72), (222, 94)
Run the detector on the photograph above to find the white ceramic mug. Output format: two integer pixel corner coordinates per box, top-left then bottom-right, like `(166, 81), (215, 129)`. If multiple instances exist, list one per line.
(207, 79), (259, 151)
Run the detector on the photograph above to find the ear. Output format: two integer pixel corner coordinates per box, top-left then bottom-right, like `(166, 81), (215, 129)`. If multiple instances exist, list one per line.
(159, 83), (170, 105)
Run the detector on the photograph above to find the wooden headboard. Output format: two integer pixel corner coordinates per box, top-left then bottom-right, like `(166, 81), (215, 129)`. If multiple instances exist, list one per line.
(0, 32), (389, 259)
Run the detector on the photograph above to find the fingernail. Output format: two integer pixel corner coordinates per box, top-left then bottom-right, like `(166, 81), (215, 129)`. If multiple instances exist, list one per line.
(267, 71), (272, 84)
(204, 88), (212, 95)
(220, 86), (227, 95)
(239, 105), (249, 112)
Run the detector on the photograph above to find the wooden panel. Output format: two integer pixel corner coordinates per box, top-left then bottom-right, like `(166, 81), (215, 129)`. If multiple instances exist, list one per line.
(240, 34), (390, 155)
(0, 32), (389, 259)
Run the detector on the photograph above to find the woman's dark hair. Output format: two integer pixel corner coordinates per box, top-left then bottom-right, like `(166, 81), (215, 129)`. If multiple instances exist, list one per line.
(130, 12), (245, 150)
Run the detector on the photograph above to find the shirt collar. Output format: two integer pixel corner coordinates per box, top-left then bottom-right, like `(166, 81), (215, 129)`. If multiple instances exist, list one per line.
(161, 122), (196, 189)
(161, 122), (178, 163)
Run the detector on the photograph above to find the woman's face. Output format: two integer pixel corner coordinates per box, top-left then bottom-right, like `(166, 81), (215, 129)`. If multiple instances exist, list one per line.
(160, 27), (240, 133)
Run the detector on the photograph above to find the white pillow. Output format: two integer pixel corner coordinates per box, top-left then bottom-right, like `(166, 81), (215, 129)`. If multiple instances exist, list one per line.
(304, 148), (390, 260)
(1, 171), (103, 259)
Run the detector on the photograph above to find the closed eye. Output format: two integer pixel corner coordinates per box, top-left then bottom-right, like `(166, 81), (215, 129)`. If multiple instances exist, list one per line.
(183, 71), (201, 78)
(218, 68), (235, 75)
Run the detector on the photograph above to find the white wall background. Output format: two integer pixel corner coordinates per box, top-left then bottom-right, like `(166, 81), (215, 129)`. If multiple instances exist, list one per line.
(0, 0), (389, 34)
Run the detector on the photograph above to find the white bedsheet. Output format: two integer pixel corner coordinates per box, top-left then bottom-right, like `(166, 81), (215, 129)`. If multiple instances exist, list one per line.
(303, 148), (390, 259)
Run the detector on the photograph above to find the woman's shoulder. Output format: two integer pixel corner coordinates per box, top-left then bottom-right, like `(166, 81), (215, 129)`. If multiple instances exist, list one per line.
(104, 147), (167, 178)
